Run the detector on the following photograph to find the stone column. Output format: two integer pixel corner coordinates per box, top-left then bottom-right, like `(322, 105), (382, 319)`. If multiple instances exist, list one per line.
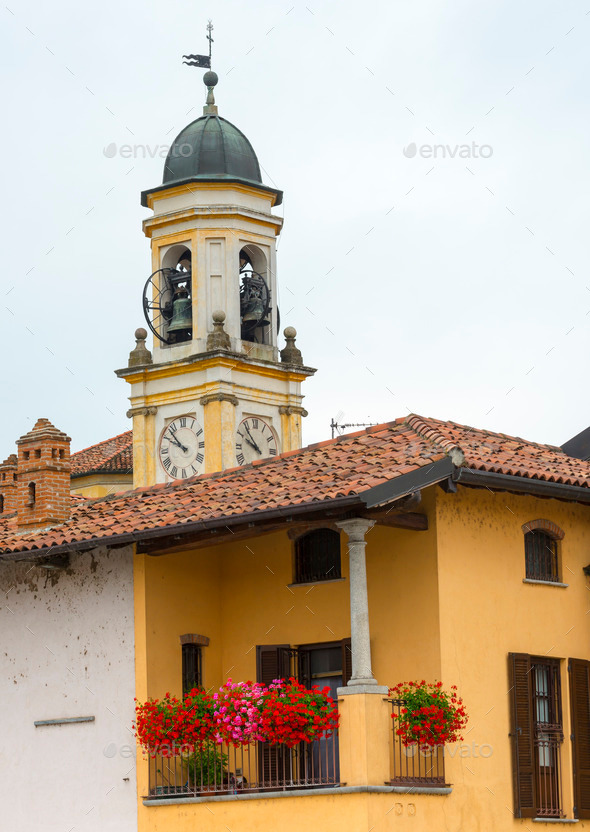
(337, 517), (386, 692)
(336, 517), (390, 786)
(279, 405), (308, 452)
(127, 406), (157, 488)
(200, 393), (238, 473)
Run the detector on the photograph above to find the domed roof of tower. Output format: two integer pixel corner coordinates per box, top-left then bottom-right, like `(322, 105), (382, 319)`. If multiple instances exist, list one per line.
(142, 71), (282, 208)
(163, 114), (262, 185)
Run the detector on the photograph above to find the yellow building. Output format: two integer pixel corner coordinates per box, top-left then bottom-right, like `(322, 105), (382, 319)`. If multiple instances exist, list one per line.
(70, 430), (134, 498)
(1, 414), (590, 829)
(0, 62), (589, 832)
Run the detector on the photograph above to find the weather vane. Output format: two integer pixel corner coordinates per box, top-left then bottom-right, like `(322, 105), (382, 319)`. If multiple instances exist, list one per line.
(183, 19), (214, 69)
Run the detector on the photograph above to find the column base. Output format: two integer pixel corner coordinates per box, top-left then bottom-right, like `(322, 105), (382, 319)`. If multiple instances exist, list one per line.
(336, 689), (392, 786)
(338, 684), (389, 696)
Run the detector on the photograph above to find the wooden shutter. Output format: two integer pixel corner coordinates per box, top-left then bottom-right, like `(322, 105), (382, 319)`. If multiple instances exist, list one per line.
(569, 658), (590, 819)
(509, 653), (536, 818)
(256, 644), (291, 787)
(341, 638), (352, 686)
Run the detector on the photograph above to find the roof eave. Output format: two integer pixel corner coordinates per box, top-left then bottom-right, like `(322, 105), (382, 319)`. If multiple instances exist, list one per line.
(0, 458), (456, 561)
(453, 468), (590, 503)
(141, 177), (283, 208)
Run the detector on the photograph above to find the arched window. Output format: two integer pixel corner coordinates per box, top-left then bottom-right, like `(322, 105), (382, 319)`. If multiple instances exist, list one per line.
(523, 520), (564, 583)
(0, 495), (4, 513)
(294, 528), (341, 584)
(27, 482), (36, 507)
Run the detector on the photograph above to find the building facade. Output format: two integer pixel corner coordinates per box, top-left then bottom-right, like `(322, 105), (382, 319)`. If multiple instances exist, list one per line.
(0, 66), (589, 832)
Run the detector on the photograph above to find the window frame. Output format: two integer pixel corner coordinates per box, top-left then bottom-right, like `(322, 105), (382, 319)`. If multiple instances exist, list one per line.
(292, 527), (342, 585)
(181, 642), (203, 695)
(509, 652), (565, 819)
(522, 520), (564, 584)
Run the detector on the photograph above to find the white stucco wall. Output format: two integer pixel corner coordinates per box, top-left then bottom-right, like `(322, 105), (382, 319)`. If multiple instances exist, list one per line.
(0, 545), (137, 832)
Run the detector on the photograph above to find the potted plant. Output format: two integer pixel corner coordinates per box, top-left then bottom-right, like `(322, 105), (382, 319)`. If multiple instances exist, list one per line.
(185, 742), (229, 794)
(388, 680), (468, 748)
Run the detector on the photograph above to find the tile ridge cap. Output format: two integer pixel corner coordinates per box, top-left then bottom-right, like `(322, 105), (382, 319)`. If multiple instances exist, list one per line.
(405, 414), (465, 466)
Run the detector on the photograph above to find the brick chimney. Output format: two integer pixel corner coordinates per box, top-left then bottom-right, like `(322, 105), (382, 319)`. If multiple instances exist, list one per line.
(0, 454), (17, 515)
(16, 418), (71, 529)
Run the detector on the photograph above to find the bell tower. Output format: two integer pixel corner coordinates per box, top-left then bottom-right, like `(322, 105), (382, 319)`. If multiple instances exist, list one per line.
(117, 71), (315, 487)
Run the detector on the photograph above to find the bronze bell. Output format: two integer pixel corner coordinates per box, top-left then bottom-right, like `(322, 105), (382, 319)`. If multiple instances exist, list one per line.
(241, 288), (269, 327)
(167, 287), (192, 333)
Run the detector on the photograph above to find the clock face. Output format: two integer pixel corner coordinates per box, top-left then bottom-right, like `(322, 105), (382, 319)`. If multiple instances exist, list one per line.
(159, 416), (205, 479)
(235, 417), (278, 466)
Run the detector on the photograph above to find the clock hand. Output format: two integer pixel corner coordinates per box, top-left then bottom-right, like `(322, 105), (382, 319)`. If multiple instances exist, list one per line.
(167, 433), (189, 453)
(243, 425), (262, 454)
(243, 435), (260, 453)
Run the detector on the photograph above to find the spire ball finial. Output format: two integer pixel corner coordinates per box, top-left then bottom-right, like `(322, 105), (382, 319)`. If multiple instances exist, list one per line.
(203, 70), (219, 115)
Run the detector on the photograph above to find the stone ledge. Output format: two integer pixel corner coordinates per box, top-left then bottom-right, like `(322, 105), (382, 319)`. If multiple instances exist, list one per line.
(143, 784), (452, 807)
(532, 820), (579, 824)
(287, 578), (346, 588)
(523, 579), (569, 588)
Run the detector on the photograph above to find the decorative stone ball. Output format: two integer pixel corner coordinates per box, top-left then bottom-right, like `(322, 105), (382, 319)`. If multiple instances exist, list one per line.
(284, 326), (297, 339)
(203, 70), (218, 87)
(135, 327), (148, 341)
(212, 310), (226, 323)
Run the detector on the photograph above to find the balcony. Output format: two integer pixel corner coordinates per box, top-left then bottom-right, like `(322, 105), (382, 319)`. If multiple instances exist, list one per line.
(388, 698), (448, 787)
(146, 734), (340, 798)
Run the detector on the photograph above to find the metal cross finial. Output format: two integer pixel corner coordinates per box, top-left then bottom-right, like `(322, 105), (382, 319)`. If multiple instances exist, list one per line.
(206, 19), (214, 64)
(183, 19), (214, 69)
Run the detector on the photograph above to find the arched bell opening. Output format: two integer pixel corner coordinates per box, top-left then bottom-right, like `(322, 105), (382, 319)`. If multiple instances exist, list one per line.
(239, 245), (272, 345)
(143, 244), (193, 346)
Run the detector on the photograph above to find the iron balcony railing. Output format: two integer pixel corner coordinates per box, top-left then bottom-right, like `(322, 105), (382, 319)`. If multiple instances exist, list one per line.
(146, 732), (339, 798)
(534, 731), (564, 818)
(389, 699), (448, 787)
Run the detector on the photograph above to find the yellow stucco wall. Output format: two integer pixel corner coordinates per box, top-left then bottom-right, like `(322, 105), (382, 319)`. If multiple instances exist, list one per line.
(137, 487), (440, 699)
(435, 487), (590, 828)
(70, 472), (133, 498)
(140, 791), (450, 832)
(134, 483), (590, 831)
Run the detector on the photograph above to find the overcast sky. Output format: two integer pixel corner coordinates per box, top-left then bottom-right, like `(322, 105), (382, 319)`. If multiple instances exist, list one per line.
(1, 0), (589, 455)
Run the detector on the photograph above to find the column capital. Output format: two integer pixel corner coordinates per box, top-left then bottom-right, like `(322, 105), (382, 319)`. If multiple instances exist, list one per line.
(126, 406), (157, 419)
(200, 393), (239, 407)
(278, 405), (308, 417)
(336, 517), (375, 542)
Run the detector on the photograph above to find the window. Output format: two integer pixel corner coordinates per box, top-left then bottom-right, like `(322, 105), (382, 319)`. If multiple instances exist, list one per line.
(256, 640), (349, 786)
(523, 520), (564, 582)
(181, 643), (202, 694)
(27, 482), (36, 507)
(294, 528), (341, 584)
(0, 495), (3, 513)
(509, 653), (564, 818)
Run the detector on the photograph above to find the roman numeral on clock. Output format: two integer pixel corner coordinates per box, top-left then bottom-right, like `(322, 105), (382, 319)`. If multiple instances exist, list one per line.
(196, 452), (204, 464)
(236, 452), (245, 465)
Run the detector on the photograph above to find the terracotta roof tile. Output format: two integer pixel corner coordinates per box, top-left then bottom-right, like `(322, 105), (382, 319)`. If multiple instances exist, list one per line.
(70, 431), (133, 477)
(1, 415), (589, 557)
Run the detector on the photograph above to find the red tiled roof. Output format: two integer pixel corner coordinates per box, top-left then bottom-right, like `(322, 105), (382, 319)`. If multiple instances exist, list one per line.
(1, 415), (589, 557)
(70, 431), (133, 478)
(406, 416), (590, 487)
